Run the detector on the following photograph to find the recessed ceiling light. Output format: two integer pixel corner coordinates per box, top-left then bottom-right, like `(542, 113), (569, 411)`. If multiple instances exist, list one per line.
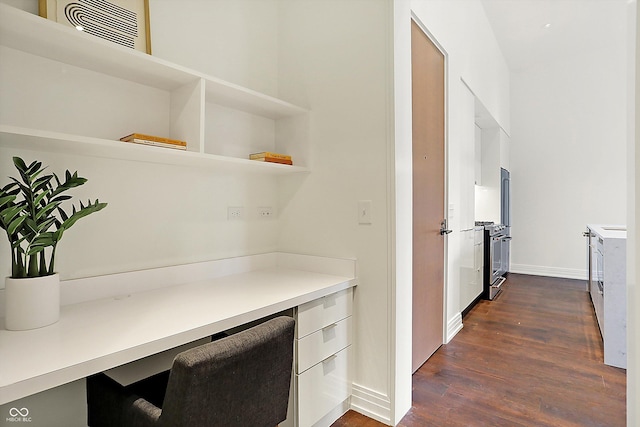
(543, 23), (552, 29)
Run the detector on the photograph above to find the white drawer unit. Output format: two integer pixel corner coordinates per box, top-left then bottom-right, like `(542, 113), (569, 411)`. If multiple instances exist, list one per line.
(292, 287), (353, 427)
(297, 346), (352, 427)
(296, 288), (353, 338)
(461, 227), (484, 315)
(297, 317), (352, 373)
(474, 228), (484, 296)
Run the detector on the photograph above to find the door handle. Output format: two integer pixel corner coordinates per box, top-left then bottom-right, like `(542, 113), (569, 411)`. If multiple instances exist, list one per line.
(440, 219), (452, 235)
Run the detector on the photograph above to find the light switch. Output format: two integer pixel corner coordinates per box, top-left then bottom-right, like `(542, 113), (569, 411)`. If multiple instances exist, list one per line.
(358, 200), (372, 224)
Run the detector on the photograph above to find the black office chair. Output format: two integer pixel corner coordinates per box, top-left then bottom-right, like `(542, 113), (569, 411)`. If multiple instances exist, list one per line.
(86, 316), (295, 427)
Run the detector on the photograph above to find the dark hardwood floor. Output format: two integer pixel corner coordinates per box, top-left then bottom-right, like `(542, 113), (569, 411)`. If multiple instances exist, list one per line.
(332, 273), (626, 427)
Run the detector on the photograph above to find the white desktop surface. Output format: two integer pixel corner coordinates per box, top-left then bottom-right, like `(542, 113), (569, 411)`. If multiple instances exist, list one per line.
(0, 258), (355, 405)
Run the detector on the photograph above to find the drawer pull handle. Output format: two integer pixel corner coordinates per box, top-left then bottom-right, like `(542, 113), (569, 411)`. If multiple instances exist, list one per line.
(322, 354), (338, 364)
(323, 297), (337, 308)
(322, 323), (338, 331)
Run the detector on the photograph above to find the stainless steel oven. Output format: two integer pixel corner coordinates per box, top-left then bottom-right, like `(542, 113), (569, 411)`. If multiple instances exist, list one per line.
(491, 232), (505, 283)
(478, 222), (509, 300)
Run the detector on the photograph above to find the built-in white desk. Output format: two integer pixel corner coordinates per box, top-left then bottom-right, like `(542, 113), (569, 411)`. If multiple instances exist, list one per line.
(0, 252), (356, 420)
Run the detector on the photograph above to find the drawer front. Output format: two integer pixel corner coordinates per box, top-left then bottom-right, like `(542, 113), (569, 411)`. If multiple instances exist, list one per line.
(297, 288), (353, 338)
(474, 243), (483, 270)
(297, 316), (352, 374)
(296, 346), (352, 427)
(591, 282), (605, 334)
(474, 228), (484, 245)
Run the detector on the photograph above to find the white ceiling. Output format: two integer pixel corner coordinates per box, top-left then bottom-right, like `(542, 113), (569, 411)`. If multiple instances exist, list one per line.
(480, 0), (630, 71)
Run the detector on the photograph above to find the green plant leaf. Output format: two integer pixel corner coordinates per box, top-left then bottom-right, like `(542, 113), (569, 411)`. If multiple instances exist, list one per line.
(12, 157), (28, 174)
(35, 201), (60, 221)
(7, 215), (26, 236)
(59, 199), (108, 231)
(9, 178), (30, 195)
(22, 217), (38, 235)
(25, 160), (43, 178)
(0, 194), (17, 210)
(36, 216), (57, 233)
(57, 207), (69, 222)
(28, 233), (56, 254)
(50, 195), (72, 203)
(32, 189), (51, 208)
(33, 174), (53, 192)
(0, 183), (20, 201)
(50, 172), (87, 198)
(0, 204), (25, 227)
(3, 157), (107, 278)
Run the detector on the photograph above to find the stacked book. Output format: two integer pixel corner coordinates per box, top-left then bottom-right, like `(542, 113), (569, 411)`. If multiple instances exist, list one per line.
(120, 133), (187, 150)
(249, 151), (293, 165)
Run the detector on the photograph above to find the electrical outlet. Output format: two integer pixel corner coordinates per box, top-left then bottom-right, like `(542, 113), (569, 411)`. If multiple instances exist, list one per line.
(257, 207), (274, 218)
(227, 207), (244, 220)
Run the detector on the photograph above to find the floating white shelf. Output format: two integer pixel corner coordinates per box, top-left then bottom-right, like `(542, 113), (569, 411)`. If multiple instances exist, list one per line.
(0, 4), (309, 173)
(0, 4), (308, 119)
(0, 125), (309, 175)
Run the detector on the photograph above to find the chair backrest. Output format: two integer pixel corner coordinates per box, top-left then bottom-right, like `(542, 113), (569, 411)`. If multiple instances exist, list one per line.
(158, 316), (295, 427)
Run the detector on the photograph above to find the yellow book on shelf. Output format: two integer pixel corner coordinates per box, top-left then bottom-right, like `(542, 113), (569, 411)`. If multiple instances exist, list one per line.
(251, 156), (293, 165)
(122, 138), (187, 150)
(120, 133), (186, 147)
(249, 151), (291, 161)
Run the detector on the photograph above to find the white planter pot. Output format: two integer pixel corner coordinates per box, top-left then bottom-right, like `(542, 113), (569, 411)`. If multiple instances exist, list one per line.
(5, 274), (60, 331)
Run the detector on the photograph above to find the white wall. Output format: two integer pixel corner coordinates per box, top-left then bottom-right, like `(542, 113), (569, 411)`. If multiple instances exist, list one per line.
(0, 2), (282, 425)
(0, 0), (283, 281)
(276, 1), (395, 422)
(393, 0), (510, 423)
(151, 0), (279, 98)
(407, 0), (510, 342)
(408, 1), (510, 134)
(509, 6), (629, 279)
(0, 1), (510, 426)
(628, 2), (638, 425)
(276, 2), (511, 423)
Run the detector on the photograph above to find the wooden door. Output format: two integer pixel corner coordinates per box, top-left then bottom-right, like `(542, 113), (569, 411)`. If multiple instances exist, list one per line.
(411, 20), (445, 373)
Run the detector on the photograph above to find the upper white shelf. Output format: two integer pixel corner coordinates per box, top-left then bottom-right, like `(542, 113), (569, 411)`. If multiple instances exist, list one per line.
(0, 125), (310, 175)
(0, 3), (308, 120)
(0, 4), (310, 173)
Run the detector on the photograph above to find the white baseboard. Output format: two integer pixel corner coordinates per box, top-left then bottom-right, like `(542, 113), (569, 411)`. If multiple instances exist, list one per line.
(350, 383), (391, 425)
(446, 312), (463, 343)
(314, 398), (351, 427)
(510, 263), (586, 280)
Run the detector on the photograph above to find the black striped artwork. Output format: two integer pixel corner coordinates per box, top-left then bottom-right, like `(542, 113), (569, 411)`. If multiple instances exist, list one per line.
(61, 0), (140, 50)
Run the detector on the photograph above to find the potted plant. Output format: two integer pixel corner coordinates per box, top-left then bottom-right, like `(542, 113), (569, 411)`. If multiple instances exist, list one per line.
(0, 157), (107, 330)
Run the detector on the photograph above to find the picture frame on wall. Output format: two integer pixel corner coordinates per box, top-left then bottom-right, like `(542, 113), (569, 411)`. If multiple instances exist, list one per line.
(38, 0), (152, 54)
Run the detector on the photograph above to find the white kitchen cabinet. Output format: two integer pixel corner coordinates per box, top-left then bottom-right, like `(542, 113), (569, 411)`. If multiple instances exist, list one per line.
(586, 224), (627, 369)
(0, 4), (309, 174)
(459, 82), (477, 230)
(461, 227), (484, 315)
(289, 287), (353, 427)
(474, 124), (482, 185)
(499, 130), (510, 171)
(474, 109), (509, 225)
